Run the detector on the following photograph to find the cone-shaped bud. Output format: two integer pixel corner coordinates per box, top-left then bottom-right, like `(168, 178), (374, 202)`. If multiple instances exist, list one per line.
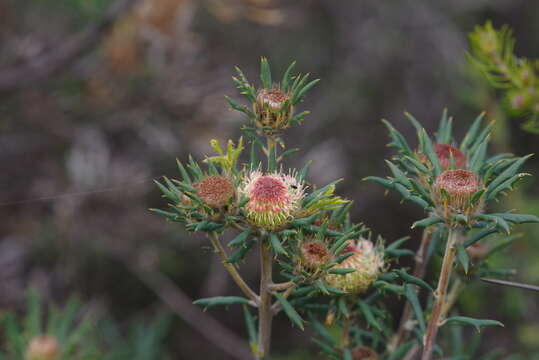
(325, 239), (384, 294)
(434, 144), (466, 169)
(300, 240), (332, 271)
(194, 175), (235, 208)
(25, 335), (60, 360)
(254, 88), (293, 131)
(241, 171), (304, 230)
(434, 169), (481, 214)
(352, 347), (379, 360)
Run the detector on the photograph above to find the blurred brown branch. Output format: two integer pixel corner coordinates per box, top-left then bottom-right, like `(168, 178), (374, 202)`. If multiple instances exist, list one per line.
(125, 261), (253, 360)
(0, 0), (139, 93)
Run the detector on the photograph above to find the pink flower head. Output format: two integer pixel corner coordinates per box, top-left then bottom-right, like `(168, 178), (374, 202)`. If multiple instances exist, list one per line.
(434, 144), (466, 169)
(434, 169), (481, 214)
(325, 239), (384, 294)
(241, 171), (304, 230)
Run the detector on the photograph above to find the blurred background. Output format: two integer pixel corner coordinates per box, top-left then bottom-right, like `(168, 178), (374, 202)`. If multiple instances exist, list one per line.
(2, 0), (539, 358)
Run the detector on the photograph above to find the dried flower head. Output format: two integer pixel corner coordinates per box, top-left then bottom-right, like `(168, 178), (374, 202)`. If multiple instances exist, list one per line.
(352, 347), (379, 360)
(254, 88), (293, 132)
(241, 171), (304, 230)
(25, 335), (60, 360)
(434, 143), (466, 169)
(325, 239), (384, 294)
(434, 169), (482, 214)
(194, 175), (235, 208)
(300, 240), (332, 271)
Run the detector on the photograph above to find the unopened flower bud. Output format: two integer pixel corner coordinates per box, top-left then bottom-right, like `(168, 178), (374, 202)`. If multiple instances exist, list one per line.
(434, 169), (482, 215)
(300, 240), (332, 271)
(194, 175), (235, 208)
(25, 335), (60, 360)
(254, 88), (293, 132)
(352, 347), (379, 360)
(434, 144), (466, 169)
(241, 171), (304, 230)
(325, 239), (384, 294)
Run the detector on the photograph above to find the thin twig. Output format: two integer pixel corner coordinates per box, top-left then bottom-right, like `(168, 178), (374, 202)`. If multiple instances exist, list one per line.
(421, 227), (459, 360)
(208, 232), (260, 305)
(257, 240), (274, 359)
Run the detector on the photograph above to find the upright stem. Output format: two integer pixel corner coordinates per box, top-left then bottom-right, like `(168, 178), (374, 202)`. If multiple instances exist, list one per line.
(258, 240), (274, 359)
(421, 227), (459, 360)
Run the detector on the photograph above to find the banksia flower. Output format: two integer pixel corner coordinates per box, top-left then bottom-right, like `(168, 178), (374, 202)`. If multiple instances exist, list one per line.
(241, 171), (304, 230)
(25, 335), (60, 360)
(434, 144), (466, 169)
(254, 88), (293, 132)
(194, 175), (235, 208)
(325, 239), (384, 294)
(352, 347), (379, 360)
(434, 169), (482, 215)
(300, 240), (332, 272)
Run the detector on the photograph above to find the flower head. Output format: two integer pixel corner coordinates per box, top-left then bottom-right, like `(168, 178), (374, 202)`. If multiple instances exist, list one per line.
(434, 144), (466, 169)
(325, 239), (384, 294)
(194, 175), (235, 208)
(352, 347), (379, 360)
(434, 169), (482, 215)
(300, 240), (332, 271)
(26, 335), (60, 360)
(254, 88), (293, 132)
(241, 171), (304, 230)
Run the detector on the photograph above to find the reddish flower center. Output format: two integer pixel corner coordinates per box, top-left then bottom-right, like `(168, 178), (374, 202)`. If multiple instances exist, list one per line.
(434, 144), (466, 169)
(436, 169), (480, 194)
(251, 175), (289, 203)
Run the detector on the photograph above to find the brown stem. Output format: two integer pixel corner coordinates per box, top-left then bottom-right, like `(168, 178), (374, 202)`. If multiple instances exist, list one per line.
(421, 227), (459, 360)
(258, 240), (274, 359)
(390, 228), (433, 352)
(208, 232), (260, 305)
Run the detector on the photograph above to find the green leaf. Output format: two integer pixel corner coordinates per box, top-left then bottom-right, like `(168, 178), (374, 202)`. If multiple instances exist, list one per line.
(460, 112), (485, 151)
(381, 119), (413, 156)
(436, 109), (452, 144)
(328, 268), (356, 275)
(270, 233), (288, 256)
(456, 245), (470, 274)
(358, 300), (382, 331)
(309, 314), (335, 345)
(404, 284), (426, 333)
(443, 316), (504, 332)
(225, 96), (256, 119)
(228, 231), (252, 247)
(293, 78), (320, 104)
(395, 269), (433, 292)
(464, 228), (498, 248)
(274, 294), (304, 330)
(386, 236), (410, 251)
(193, 296), (251, 308)
(469, 136), (489, 173)
(343, 348), (353, 360)
(260, 57), (272, 88)
(243, 305), (258, 346)
(281, 61), (296, 93)
(489, 212), (539, 224)
(422, 128), (442, 176)
(226, 239), (257, 263)
(412, 216), (444, 229)
(486, 154), (532, 196)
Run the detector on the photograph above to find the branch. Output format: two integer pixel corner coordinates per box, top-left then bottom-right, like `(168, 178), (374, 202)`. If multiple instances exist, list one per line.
(125, 261), (253, 360)
(0, 0), (139, 92)
(208, 232), (260, 304)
